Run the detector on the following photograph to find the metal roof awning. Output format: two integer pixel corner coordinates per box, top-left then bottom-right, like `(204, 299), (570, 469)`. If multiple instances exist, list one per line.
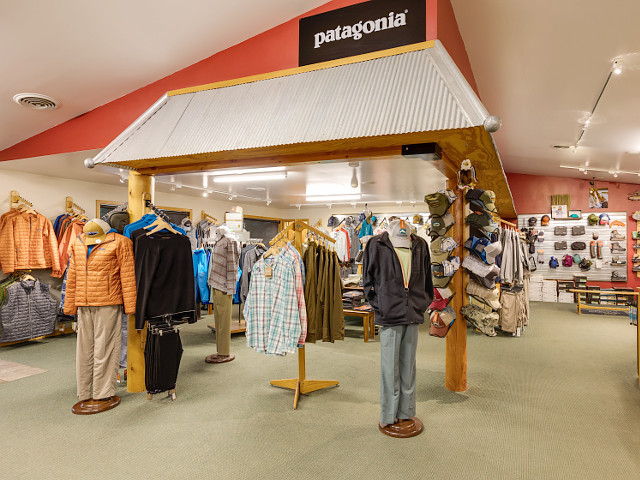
(92, 40), (516, 217)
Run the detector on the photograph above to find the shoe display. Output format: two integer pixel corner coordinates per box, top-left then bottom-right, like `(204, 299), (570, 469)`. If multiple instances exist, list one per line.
(597, 240), (604, 259)
(610, 230), (626, 241)
(590, 240), (596, 259)
(610, 242), (626, 253)
(611, 256), (627, 265)
(632, 265), (640, 272)
(611, 271), (627, 282)
(632, 256), (640, 263)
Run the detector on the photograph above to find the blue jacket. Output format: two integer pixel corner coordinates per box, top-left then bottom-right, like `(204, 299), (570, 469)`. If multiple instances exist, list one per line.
(193, 248), (210, 304)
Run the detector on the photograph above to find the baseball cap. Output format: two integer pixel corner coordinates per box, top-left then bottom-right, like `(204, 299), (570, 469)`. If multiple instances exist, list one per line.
(327, 215), (339, 227)
(464, 236), (490, 262)
(466, 189), (497, 214)
(599, 213), (610, 225)
(462, 255), (500, 288)
(425, 191), (454, 216)
(537, 231), (545, 242)
(429, 288), (451, 311)
(588, 214), (599, 225)
(430, 236), (458, 262)
(466, 279), (501, 310)
(429, 306), (456, 338)
(412, 214), (423, 225)
(541, 215), (550, 226)
(466, 212), (492, 228)
(429, 212), (454, 237)
(528, 217), (537, 227)
(436, 285), (455, 299)
(484, 241), (503, 264)
(469, 223), (491, 240)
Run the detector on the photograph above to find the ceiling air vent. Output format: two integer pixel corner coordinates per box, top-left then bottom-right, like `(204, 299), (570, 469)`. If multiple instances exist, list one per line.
(13, 93), (60, 110)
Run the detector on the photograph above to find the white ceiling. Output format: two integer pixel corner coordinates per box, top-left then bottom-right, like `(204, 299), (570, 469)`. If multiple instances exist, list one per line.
(450, 0), (640, 183)
(1, 0), (639, 195)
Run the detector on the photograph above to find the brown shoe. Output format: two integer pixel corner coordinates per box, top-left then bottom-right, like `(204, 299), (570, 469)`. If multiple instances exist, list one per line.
(205, 354), (235, 364)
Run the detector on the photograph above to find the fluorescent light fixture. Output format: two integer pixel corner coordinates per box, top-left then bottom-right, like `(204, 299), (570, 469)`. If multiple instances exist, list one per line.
(306, 194), (362, 202)
(210, 167), (286, 176)
(212, 173), (287, 183)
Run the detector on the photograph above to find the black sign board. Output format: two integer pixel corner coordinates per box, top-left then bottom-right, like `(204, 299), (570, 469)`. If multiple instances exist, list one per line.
(299, 0), (426, 66)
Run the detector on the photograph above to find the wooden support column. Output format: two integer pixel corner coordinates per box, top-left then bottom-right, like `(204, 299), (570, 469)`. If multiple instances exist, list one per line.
(445, 171), (468, 391)
(127, 171), (154, 392)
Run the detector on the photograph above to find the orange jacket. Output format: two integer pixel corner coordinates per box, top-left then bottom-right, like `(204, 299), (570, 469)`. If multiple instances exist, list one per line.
(54, 219), (86, 278)
(64, 232), (136, 315)
(0, 211), (61, 276)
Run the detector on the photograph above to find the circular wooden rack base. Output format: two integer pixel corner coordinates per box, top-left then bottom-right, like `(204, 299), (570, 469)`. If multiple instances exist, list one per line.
(378, 417), (424, 438)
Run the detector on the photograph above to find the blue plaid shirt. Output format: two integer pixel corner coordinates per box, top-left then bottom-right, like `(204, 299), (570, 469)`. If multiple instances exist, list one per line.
(244, 254), (301, 356)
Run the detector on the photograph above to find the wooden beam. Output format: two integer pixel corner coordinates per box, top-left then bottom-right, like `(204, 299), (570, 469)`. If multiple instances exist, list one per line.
(445, 161), (468, 392)
(168, 41), (436, 97)
(126, 171), (154, 393)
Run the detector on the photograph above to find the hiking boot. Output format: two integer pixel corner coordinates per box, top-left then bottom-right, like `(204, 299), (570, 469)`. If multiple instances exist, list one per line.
(633, 265), (640, 272)
(632, 255), (640, 263)
(611, 271), (627, 281)
(611, 256), (627, 265)
(610, 230), (626, 241)
(611, 242), (626, 253)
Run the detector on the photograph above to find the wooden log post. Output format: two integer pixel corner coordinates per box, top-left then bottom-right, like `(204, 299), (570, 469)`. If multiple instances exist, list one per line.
(127, 171), (154, 392)
(445, 171), (468, 392)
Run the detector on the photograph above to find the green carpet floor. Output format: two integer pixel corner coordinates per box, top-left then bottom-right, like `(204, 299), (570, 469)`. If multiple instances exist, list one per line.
(1, 302), (639, 479)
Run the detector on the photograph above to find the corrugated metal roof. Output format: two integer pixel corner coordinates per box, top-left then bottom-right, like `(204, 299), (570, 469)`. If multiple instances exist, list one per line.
(94, 41), (489, 165)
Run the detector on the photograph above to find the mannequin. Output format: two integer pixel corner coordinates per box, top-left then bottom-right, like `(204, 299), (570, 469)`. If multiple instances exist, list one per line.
(363, 219), (433, 438)
(65, 219), (137, 414)
(205, 226), (240, 364)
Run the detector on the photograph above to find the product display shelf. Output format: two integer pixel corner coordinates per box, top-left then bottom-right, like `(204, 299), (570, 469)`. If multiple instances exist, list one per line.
(569, 288), (638, 316)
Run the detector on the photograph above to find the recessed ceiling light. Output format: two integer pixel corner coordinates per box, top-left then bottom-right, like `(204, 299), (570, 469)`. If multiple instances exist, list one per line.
(13, 93), (60, 110)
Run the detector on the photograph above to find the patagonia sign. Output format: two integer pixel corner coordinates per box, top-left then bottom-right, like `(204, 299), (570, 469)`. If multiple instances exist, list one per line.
(299, 0), (427, 66)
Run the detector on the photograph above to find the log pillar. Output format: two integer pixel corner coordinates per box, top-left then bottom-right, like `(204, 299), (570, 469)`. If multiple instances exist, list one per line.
(127, 171), (154, 392)
(445, 164), (468, 391)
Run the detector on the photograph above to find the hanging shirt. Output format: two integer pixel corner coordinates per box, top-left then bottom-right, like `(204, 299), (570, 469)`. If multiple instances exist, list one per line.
(193, 248), (210, 304)
(244, 254), (301, 356)
(331, 229), (349, 263)
(124, 214), (185, 239)
(280, 245), (308, 345)
(208, 235), (240, 295)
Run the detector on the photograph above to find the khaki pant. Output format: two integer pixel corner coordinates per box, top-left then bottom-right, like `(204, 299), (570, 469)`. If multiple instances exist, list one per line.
(76, 305), (122, 399)
(212, 289), (232, 355)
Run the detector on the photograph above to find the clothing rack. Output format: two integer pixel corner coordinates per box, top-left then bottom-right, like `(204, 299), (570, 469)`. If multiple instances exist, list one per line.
(65, 196), (89, 221)
(10, 190), (33, 209)
(144, 197), (171, 222)
(200, 210), (219, 225)
(268, 220), (339, 409)
(493, 215), (518, 230)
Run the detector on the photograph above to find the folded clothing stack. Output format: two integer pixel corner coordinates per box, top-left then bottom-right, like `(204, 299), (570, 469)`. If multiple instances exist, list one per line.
(342, 290), (366, 310)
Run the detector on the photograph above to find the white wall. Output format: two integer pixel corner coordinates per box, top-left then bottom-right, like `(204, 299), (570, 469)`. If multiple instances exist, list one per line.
(0, 169), (288, 221)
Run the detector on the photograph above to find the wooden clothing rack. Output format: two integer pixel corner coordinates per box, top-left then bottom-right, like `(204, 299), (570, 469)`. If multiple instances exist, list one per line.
(65, 196), (89, 221)
(268, 219), (339, 409)
(10, 190), (34, 210)
(200, 210), (218, 224)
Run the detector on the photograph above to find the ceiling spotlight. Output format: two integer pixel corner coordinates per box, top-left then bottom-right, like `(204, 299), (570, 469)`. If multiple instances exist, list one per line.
(583, 170), (588, 175)
(119, 175), (127, 183)
(175, 183), (182, 189)
(266, 199), (272, 206)
(613, 61), (622, 75)
(170, 184), (176, 191)
(203, 192), (208, 198)
(584, 117), (591, 126)
(296, 204), (301, 210)
(327, 204), (332, 209)
(613, 172), (618, 178)
(350, 202), (357, 208)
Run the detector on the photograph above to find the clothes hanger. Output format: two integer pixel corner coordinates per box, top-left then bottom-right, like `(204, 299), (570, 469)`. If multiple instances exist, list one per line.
(144, 217), (179, 235)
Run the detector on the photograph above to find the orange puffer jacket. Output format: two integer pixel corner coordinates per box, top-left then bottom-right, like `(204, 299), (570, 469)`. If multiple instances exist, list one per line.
(0, 211), (61, 276)
(64, 232), (136, 315)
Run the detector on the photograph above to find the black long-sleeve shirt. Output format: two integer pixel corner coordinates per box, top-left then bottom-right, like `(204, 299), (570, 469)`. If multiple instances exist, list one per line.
(132, 230), (196, 329)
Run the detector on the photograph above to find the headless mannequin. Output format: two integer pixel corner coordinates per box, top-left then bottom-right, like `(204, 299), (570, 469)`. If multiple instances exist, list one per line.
(72, 219), (121, 414)
(378, 219), (424, 437)
(205, 226), (237, 364)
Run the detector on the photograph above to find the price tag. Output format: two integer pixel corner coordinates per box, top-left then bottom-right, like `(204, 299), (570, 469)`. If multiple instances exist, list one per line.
(265, 265), (273, 278)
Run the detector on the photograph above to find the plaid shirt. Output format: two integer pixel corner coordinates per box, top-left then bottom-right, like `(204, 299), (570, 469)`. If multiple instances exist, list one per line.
(282, 245), (307, 345)
(244, 254), (301, 356)
(208, 236), (239, 295)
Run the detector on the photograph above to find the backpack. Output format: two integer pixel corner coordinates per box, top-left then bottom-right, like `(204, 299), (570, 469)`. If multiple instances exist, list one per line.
(562, 254), (573, 267)
(549, 256), (559, 268)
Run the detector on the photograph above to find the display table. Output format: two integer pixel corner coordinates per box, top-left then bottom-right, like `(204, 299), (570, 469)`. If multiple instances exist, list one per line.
(569, 288), (638, 316)
(343, 308), (375, 342)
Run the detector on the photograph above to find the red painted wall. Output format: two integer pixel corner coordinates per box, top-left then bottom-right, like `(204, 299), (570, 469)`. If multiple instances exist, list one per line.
(0, 0), (480, 162)
(507, 172), (640, 289)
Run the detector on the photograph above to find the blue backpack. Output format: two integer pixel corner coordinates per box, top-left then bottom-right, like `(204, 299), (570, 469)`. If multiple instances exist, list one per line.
(549, 256), (559, 269)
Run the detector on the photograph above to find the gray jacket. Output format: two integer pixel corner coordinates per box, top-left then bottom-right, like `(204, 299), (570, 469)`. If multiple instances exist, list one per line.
(0, 279), (56, 342)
